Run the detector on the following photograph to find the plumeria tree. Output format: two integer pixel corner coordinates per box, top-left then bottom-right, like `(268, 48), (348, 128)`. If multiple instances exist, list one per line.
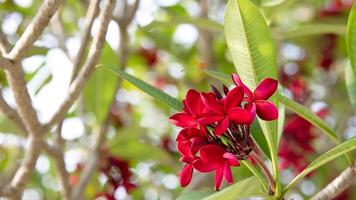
(0, 0), (356, 199)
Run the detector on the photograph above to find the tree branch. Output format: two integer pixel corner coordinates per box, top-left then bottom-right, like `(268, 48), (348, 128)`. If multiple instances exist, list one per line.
(311, 165), (356, 200)
(71, 0), (100, 81)
(0, 90), (27, 133)
(7, 0), (64, 61)
(43, 0), (115, 132)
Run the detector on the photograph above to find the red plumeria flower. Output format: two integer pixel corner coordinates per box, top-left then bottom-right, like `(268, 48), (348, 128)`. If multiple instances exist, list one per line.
(231, 74), (278, 121)
(169, 89), (220, 130)
(201, 86), (254, 135)
(193, 144), (240, 190)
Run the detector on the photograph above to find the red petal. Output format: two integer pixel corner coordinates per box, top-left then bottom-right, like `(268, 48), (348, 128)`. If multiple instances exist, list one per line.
(215, 167), (224, 190)
(253, 78), (278, 100)
(201, 92), (224, 115)
(214, 117), (230, 136)
(223, 153), (239, 166)
(169, 113), (195, 127)
(199, 144), (225, 163)
(231, 74), (253, 98)
(193, 158), (219, 172)
(224, 86), (244, 111)
(177, 141), (193, 158)
(223, 163), (234, 184)
(228, 107), (253, 124)
(179, 164), (193, 187)
(245, 103), (256, 120)
(185, 89), (204, 116)
(255, 100), (278, 120)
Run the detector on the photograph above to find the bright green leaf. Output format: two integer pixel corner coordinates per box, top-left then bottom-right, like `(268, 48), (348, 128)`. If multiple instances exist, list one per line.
(106, 67), (183, 111)
(347, 2), (356, 76)
(283, 137), (356, 194)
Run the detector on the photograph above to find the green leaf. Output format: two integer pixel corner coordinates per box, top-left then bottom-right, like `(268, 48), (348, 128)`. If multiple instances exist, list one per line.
(283, 137), (356, 194)
(224, 0), (280, 194)
(347, 2), (356, 76)
(177, 191), (214, 200)
(278, 95), (341, 144)
(106, 67), (183, 111)
(345, 63), (356, 111)
(83, 44), (118, 123)
(203, 177), (271, 200)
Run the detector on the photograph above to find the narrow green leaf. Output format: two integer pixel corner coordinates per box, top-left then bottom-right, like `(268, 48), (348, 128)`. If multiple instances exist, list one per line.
(224, 0), (280, 194)
(278, 95), (341, 144)
(106, 67), (183, 111)
(345, 63), (356, 111)
(283, 137), (356, 193)
(203, 177), (271, 200)
(347, 2), (356, 76)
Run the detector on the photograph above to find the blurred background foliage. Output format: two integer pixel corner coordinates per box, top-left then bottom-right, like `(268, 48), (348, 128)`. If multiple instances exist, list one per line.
(0, 0), (356, 199)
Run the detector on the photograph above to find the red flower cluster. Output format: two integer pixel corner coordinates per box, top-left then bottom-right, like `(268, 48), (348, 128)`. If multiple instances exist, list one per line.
(279, 109), (327, 174)
(169, 74), (279, 190)
(96, 155), (136, 199)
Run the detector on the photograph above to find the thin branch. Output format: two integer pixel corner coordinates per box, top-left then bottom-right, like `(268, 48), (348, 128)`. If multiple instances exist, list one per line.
(0, 30), (11, 54)
(50, 9), (71, 58)
(311, 165), (356, 200)
(71, 0), (100, 81)
(198, 0), (214, 69)
(0, 55), (11, 69)
(43, 0), (115, 132)
(7, 0), (64, 61)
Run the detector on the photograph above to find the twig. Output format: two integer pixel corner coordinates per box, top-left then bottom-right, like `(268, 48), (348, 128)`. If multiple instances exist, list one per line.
(7, 0), (64, 61)
(43, 0), (115, 132)
(0, 55), (11, 69)
(310, 165), (356, 200)
(70, 0), (100, 81)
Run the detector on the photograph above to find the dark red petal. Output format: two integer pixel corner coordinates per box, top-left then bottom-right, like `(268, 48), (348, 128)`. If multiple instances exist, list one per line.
(223, 163), (234, 184)
(193, 158), (219, 172)
(200, 144), (225, 164)
(201, 92), (224, 114)
(228, 107), (253, 124)
(253, 78), (278, 100)
(179, 164), (194, 187)
(214, 167), (224, 190)
(176, 128), (189, 141)
(223, 153), (239, 166)
(225, 86), (244, 111)
(185, 89), (204, 116)
(255, 100), (278, 120)
(214, 117), (230, 136)
(231, 74), (253, 98)
(169, 113), (195, 127)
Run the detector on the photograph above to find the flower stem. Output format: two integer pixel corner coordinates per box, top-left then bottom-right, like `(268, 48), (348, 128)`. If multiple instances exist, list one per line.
(250, 151), (276, 195)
